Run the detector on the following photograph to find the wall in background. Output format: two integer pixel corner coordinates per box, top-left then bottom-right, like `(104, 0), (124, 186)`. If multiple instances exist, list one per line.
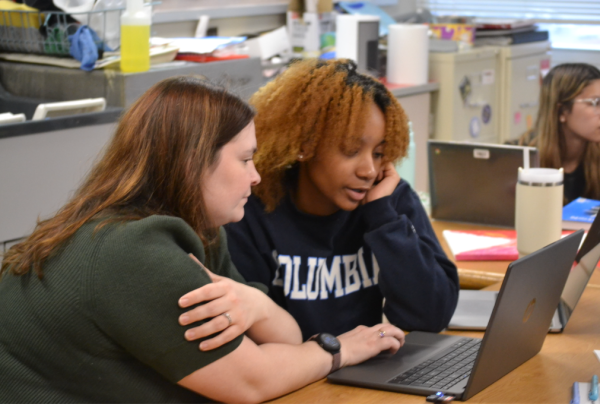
(551, 49), (600, 70)
(152, 0), (418, 38)
(153, 12), (286, 38)
(150, 2), (600, 92)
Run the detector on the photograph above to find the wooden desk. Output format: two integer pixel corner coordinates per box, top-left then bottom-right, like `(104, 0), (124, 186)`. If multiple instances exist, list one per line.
(270, 220), (600, 403)
(433, 220), (600, 287)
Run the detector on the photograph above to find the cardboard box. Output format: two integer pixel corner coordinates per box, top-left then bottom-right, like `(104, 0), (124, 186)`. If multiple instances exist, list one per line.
(430, 23), (475, 45)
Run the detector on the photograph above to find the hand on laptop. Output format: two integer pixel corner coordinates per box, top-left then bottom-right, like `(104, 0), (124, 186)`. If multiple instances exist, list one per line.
(364, 162), (401, 204)
(337, 323), (405, 367)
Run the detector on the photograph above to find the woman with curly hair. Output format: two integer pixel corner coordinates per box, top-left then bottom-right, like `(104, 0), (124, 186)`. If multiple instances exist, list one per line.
(513, 63), (600, 203)
(180, 59), (459, 343)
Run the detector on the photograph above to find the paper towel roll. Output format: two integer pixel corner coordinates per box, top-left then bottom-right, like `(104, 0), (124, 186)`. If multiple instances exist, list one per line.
(387, 24), (429, 85)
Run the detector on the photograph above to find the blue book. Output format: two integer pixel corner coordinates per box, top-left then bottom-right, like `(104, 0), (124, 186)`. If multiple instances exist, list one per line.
(562, 197), (600, 230)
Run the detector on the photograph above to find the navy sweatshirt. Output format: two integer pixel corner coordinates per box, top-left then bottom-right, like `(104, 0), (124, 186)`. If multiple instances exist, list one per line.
(225, 180), (459, 340)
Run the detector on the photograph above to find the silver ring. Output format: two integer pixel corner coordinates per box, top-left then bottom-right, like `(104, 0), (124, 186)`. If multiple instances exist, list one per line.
(222, 312), (232, 326)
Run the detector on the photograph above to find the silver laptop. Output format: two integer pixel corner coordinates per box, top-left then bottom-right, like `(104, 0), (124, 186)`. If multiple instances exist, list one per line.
(449, 213), (600, 332)
(428, 140), (539, 227)
(328, 230), (584, 401)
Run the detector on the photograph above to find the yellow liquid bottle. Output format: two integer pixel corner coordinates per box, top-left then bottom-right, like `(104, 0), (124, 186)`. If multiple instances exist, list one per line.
(120, 0), (150, 73)
(120, 25), (150, 73)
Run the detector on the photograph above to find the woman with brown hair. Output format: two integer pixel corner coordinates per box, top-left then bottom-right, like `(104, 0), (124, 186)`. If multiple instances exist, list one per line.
(0, 76), (405, 403)
(515, 63), (600, 203)
(180, 59), (459, 344)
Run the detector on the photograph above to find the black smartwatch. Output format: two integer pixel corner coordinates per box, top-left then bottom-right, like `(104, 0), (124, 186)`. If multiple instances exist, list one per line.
(308, 333), (341, 374)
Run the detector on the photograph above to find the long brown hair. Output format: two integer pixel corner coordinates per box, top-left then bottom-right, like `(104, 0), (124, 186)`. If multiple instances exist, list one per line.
(1, 76), (255, 278)
(529, 63), (600, 199)
(250, 59), (409, 211)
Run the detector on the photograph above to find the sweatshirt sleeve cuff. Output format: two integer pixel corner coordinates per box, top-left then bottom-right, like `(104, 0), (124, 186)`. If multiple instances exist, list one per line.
(362, 196), (400, 231)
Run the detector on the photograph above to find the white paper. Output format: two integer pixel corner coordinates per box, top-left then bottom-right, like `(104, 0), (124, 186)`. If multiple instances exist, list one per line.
(482, 69), (495, 85)
(574, 382), (600, 404)
(164, 37), (246, 55)
(442, 230), (513, 256)
(246, 26), (291, 60)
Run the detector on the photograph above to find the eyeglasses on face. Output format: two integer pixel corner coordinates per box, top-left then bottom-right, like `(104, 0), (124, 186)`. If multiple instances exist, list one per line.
(574, 97), (600, 114)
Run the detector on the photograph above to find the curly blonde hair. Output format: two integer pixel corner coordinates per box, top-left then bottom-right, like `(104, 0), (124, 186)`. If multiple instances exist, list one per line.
(251, 59), (409, 211)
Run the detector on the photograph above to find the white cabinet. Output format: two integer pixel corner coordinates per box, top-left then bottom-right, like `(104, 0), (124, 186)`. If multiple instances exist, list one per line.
(0, 122), (116, 245)
(429, 47), (500, 144)
(496, 41), (551, 143)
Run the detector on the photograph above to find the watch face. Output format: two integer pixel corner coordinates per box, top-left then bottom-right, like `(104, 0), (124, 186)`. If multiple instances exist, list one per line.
(320, 333), (341, 352)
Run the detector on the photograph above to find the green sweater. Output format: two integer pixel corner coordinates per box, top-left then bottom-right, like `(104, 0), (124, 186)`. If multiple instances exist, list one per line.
(0, 215), (257, 403)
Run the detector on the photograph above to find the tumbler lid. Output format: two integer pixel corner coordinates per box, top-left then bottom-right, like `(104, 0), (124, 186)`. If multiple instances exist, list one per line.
(518, 167), (564, 185)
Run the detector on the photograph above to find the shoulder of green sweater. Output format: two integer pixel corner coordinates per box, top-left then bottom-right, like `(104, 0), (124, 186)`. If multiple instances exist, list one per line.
(86, 215), (208, 263)
(77, 216), (237, 276)
(102, 215), (193, 239)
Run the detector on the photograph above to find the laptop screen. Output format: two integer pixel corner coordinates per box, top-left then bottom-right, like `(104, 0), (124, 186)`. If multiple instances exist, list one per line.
(561, 214), (600, 321)
(428, 140), (539, 228)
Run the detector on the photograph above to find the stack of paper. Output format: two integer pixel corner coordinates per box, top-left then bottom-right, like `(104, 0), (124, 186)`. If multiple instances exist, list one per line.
(443, 229), (577, 261)
(443, 230), (518, 261)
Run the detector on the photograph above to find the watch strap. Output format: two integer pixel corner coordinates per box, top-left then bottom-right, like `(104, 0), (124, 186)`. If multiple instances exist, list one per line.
(330, 351), (341, 373)
(309, 333), (341, 374)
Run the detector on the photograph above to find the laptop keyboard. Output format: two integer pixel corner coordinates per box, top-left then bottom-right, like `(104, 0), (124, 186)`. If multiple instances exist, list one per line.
(388, 338), (481, 390)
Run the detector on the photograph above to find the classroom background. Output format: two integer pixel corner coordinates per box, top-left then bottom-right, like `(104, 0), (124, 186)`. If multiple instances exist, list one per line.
(1, 0), (599, 248)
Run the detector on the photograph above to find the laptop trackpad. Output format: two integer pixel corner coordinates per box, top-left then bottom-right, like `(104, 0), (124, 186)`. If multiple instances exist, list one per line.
(329, 332), (465, 384)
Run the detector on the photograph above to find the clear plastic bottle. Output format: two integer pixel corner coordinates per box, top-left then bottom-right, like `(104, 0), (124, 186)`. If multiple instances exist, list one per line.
(395, 121), (416, 188)
(120, 0), (150, 73)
